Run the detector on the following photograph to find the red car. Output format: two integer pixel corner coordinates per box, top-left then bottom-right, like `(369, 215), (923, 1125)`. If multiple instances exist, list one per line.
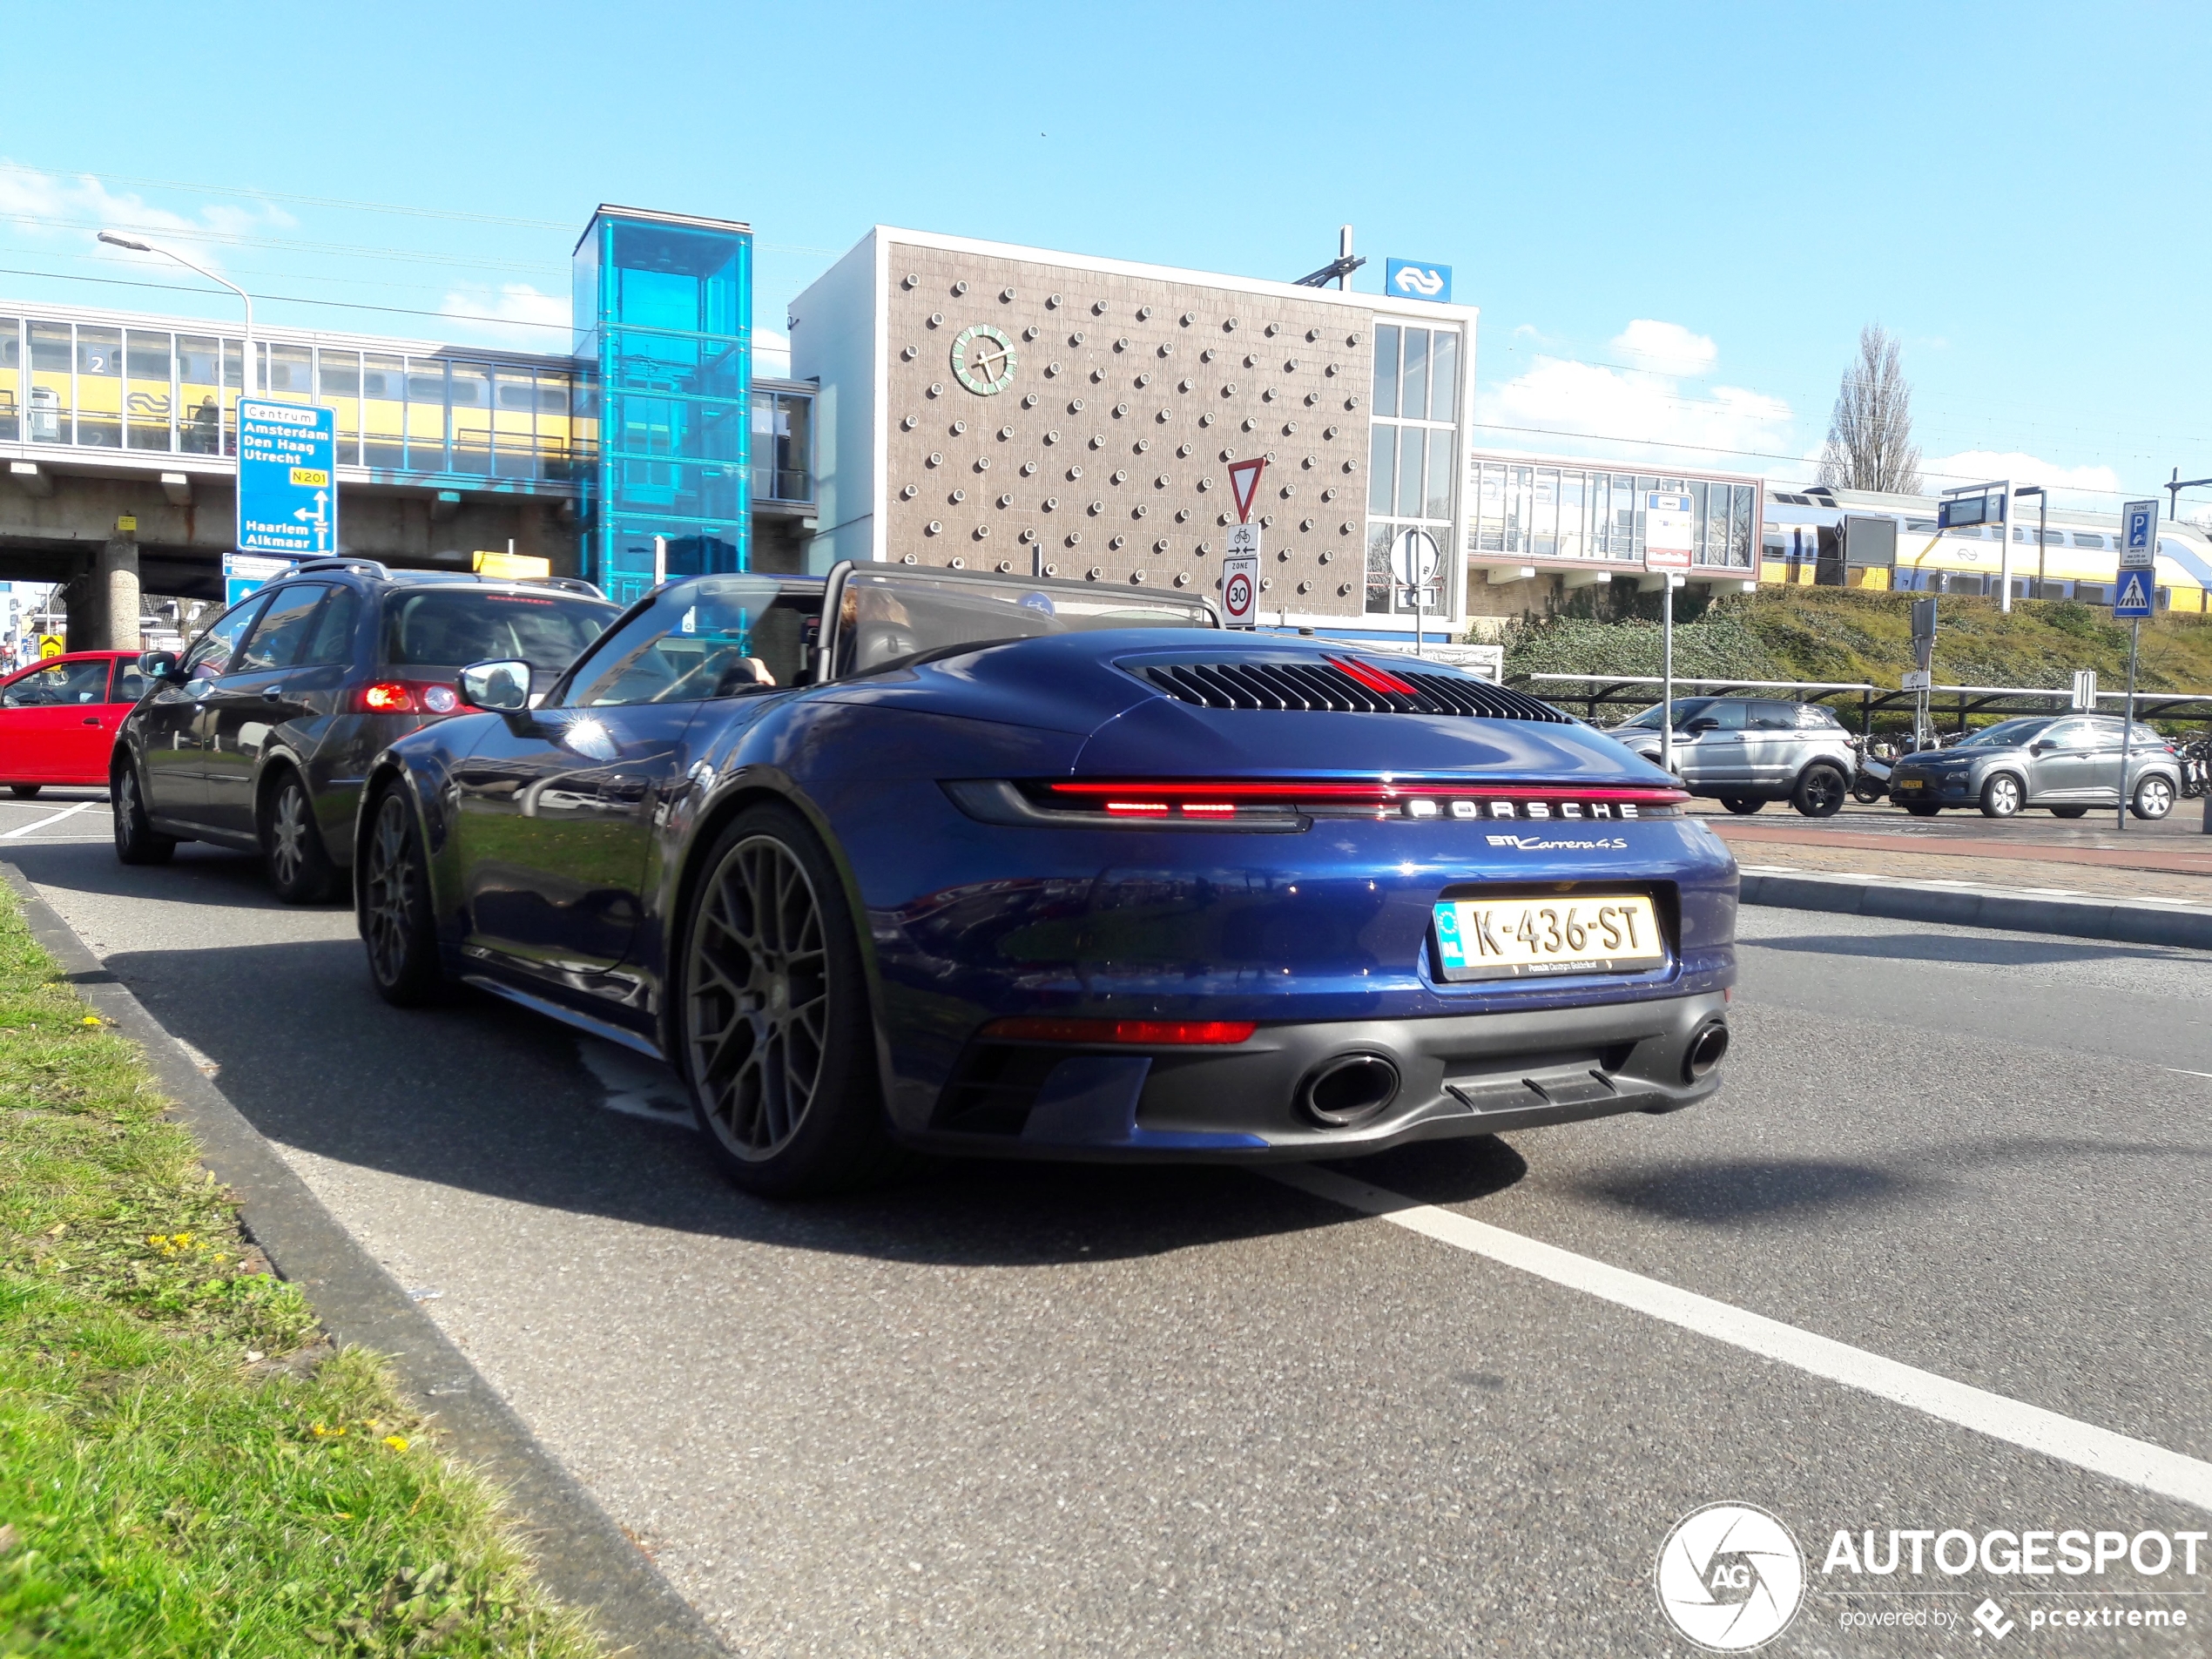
(0, 651), (145, 797)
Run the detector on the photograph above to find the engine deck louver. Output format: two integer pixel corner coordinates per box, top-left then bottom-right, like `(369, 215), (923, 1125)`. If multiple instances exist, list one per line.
(1138, 659), (1572, 724)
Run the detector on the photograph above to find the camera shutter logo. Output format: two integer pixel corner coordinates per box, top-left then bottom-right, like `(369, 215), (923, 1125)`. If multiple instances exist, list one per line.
(1654, 1503), (1804, 1651)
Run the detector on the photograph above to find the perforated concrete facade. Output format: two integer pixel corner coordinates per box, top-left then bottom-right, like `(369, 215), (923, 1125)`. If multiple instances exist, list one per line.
(791, 228), (1477, 630)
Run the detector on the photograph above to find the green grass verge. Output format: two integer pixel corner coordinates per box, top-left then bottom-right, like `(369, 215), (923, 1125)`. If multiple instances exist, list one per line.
(0, 886), (604, 1658)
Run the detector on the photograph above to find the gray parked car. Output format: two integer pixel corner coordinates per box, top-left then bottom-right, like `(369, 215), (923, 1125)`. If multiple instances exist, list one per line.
(1887, 714), (2182, 819)
(1606, 697), (1858, 816)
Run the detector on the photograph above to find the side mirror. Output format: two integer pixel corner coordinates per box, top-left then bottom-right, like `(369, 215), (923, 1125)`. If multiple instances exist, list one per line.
(458, 658), (532, 712)
(138, 650), (182, 682)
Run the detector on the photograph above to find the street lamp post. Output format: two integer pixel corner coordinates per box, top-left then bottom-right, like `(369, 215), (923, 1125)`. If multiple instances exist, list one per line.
(98, 231), (256, 396)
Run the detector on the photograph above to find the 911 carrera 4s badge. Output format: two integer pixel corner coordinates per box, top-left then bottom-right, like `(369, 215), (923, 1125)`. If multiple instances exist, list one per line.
(1433, 895), (1665, 981)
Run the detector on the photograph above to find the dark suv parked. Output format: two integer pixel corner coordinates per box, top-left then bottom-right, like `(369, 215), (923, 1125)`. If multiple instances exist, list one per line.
(112, 558), (617, 900)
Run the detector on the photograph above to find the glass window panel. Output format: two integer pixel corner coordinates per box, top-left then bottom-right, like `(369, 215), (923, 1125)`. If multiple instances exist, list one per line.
(233, 583), (330, 674)
(1556, 469), (1586, 560)
(1400, 329), (1430, 424)
(1395, 426), (1425, 518)
(125, 330), (172, 452)
(362, 353), (405, 469)
(492, 368), (536, 478)
(1366, 520), (1396, 614)
(1531, 468), (1559, 557)
(404, 357), (448, 472)
(1478, 462), (1505, 552)
(1425, 428), (1453, 522)
(1428, 330), (1459, 421)
(314, 349), (361, 465)
(1367, 424), (1395, 515)
(448, 363), (493, 475)
(72, 326), (120, 448)
(1372, 324), (1400, 419)
(266, 343), (311, 399)
(176, 336), (221, 455)
(534, 372), (572, 480)
(1689, 481), (1710, 561)
(221, 340), (243, 455)
(0, 317), (16, 442)
(1731, 486), (1754, 567)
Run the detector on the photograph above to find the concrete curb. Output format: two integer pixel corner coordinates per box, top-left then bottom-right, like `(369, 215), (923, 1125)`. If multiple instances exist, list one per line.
(1739, 868), (2212, 950)
(1, 861), (728, 1659)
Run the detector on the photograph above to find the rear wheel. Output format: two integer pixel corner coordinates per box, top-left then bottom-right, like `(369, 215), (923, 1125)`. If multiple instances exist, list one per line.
(111, 764), (175, 866)
(2132, 775), (2175, 820)
(1719, 797), (1764, 815)
(361, 786), (442, 1006)
(677, 805), (899, 1197)
(10, 785), (41, 799)
(1792, 765), (1848, 818)
(261, 772), (337, 903)
(1851, 774), (1886, 804)
(1979, 773), (2023, 818)
(2049, 806), (2089, 819)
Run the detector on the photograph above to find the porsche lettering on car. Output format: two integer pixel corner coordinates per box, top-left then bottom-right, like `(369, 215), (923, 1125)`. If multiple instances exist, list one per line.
(353, 561), (1739, 1196)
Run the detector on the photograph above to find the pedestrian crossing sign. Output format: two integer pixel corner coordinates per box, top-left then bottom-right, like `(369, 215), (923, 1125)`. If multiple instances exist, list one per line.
(2114, 570), (2154, 618)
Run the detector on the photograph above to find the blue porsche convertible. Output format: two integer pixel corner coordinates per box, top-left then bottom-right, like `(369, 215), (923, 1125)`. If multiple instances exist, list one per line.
(356, 562), (1737, 1195)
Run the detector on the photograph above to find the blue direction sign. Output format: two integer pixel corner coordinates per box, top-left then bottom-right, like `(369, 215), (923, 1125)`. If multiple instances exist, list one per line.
(2114, 569), (2155, 618)
(221, 552), (297, 607)
(236, 399), (338, 556)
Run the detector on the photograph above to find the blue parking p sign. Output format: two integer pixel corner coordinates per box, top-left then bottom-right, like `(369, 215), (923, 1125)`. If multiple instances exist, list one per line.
(236, 399), (338, 556)
(1385, 259), (1452, 303)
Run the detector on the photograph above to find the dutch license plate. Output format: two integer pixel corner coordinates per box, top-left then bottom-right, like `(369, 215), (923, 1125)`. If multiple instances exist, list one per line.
(1894, 778), (1925, 792)
(1432, 894), (1665, 982)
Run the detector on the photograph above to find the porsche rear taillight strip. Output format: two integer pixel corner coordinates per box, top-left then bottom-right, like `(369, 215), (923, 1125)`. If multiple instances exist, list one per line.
(983, 1016), (1257, 1045)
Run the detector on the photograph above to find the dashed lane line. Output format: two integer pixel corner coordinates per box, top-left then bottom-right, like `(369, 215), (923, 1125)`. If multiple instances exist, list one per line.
(1268, 1163), (2212, 1514)
(0, 800), (99, 839)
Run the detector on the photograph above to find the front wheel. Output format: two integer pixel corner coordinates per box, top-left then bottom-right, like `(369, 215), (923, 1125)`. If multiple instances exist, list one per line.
(1979, 773), (2023, 818)
(677, 805), (900, 1197)
(361, 786), (442, 1006)
(1793, 765), (1848, 818)
(111, 765), (175, 865)
(2132, 774), (2176, 820)
(10, 785), (41, 799)
(262, 773), (337, 903)
(1719, 797), (1764, 815)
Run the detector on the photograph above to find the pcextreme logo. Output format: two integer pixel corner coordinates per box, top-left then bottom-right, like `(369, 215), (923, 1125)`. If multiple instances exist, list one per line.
(1655, 1503), (1806, 1651)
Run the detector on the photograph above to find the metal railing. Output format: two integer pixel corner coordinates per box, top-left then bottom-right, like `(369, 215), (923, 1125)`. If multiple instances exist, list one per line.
(1516, 671), (2212, 731)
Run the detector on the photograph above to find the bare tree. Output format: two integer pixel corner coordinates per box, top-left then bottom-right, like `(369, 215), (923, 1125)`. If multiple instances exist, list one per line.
(1818, 324), (1922, 494)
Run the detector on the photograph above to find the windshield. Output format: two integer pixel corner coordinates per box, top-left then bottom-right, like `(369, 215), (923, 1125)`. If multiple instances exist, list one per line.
(832, 568), (1214, 678)
(381, 590), (615, 675)
(1955, 718), (2053, 749)
(1619, 698), (1719, 731)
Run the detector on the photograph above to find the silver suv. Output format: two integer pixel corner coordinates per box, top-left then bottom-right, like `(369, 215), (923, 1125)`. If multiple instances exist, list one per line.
(1887, 715), (2182, 819)
(1606, 697), (1858, 817)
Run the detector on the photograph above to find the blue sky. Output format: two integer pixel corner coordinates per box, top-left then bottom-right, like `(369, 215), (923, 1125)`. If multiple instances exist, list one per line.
(3, 0), (2206, 514)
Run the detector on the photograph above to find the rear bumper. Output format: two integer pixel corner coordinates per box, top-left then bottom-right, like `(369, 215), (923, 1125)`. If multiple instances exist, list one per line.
(914, 989), (1727, 1162)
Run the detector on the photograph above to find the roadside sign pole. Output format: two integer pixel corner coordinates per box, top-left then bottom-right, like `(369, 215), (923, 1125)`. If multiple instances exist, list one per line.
(1641, 490), (1696, 778)
(2114, 498), (2160, 831)
(2118, 618), (2140, 833)
(1660, 579), (1675, 777)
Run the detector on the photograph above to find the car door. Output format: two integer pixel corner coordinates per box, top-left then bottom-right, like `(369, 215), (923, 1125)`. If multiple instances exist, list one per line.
(1742, 701), (1800, 792)
(2074, 717), (2128, 804)
(0, 657), (114, 783)
(448, 576), (804, 1002)
(1675, 698), (1750, 787)
(70, 657), (145, 785)
(139, 596), (268, 826)
(2026, 719), (2097, 801)
(197, 583), (332, 838)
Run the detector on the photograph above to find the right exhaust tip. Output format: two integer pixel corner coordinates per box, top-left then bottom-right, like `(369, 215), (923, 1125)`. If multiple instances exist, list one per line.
(1684, 1020), (1730, 1082)
(1299, 1052), (1400, 1128)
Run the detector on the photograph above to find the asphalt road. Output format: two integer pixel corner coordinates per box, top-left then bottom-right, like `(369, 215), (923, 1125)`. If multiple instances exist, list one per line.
(9, 786), (2211, 1656)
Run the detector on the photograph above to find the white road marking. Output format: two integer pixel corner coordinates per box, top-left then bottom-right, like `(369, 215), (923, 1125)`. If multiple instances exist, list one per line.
(1269, 1163), (2212, 1514)
(2163, 1067), (2212, 1081)
(0, 800), (98, 839)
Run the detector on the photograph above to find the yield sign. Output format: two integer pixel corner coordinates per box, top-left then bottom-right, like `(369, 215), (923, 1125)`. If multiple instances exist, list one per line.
(1226, 456), (1267, 524)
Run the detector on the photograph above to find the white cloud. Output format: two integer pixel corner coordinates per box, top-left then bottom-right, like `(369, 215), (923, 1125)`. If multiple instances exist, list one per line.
(1611, 318), (1716, 375)
(753, 324), (791, 379)
(436, 282), (569, 345)
(1920, 448), (2121, 510)
(1476, 317), (1792, 474)
(0, 160), (292, 268)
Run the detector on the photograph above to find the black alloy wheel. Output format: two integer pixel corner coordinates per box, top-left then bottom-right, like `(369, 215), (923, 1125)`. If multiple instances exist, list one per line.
(361, 787), (442, 1006)
(263, 773), (337, 904)
(10, 785), (40, 799)
(2133, 774), (2176, 820)
(2049, 806), (2089, 819)
(678, 805), (898, 1197)
(1979, 773), (2023, 818)
(1719, 797), (1764, 815)
(111, 764), (175, 866)
(1792, 765), (1848, 818)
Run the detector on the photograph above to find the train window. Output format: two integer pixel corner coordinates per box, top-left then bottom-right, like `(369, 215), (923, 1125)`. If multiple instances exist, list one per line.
(2072, 533), (2107, 550)
(2075, 583), (2107, 604)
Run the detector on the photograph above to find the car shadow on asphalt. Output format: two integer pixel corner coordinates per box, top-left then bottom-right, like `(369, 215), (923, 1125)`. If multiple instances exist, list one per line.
(12, 840), (316, 915)
(1740, 931), (2208, 970)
